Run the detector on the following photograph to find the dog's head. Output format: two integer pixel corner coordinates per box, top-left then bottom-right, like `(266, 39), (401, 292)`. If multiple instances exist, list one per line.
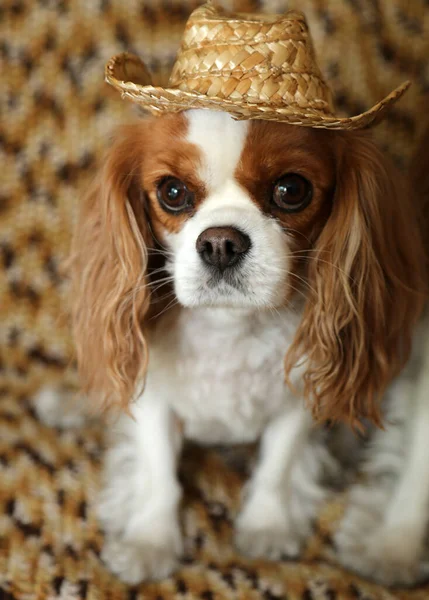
(71, 110), (425, 425)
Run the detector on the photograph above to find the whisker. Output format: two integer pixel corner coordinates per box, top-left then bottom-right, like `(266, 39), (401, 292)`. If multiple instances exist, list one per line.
(147, 268), (171, 278)
(288, 247), (321, 254)
(285, 228), (313, 245)
(287, 282), (311, 303)
(284, 250), (357, 284)
(148, 282), (175, 296)
(289, 272), (334, 312)
(289, 271), (317, 298)
(148, 248), (174, 258)
(146, 275), (175, 287)
(151, 290), (176, 304)
(268, 304), (295, 320)
(291, 255), (357, 285)
(151, 297), (179, 320)
(127, 278), (171, 298)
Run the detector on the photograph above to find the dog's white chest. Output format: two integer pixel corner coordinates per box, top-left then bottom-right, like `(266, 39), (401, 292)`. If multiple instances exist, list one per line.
(145, 308), (299, 444)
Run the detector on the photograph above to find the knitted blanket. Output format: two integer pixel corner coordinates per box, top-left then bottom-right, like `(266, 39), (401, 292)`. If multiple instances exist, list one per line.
(1, 1), (429, 598)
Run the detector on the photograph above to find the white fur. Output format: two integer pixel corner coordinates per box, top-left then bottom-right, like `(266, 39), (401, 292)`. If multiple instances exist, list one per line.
(147, 307), (301, 444)
(97, 307), (335, 582)
(186, 109), (248, 192)
(235, 405), (336, 559)
(98, 397), (183, 584)
(335, 314), (429, 586)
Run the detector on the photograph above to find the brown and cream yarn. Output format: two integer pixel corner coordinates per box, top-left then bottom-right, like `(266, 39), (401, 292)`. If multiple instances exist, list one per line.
(2, 1), (429, 598)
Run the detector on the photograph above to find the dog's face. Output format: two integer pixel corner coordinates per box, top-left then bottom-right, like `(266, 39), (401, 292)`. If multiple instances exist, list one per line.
(72, 109), (425, 425)
(140, 110), (336, 308)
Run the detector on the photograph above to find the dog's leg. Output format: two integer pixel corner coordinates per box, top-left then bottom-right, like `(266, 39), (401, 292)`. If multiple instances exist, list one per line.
(336, 344), (429, 586)
(99, 393), (183, 584)
(377, 361), (429, 574)
(235, 404), (331, 558)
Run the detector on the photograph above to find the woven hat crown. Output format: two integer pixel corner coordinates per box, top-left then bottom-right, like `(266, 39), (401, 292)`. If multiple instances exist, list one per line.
(168, 3), (334, 116)
(105, 2), (410, 129)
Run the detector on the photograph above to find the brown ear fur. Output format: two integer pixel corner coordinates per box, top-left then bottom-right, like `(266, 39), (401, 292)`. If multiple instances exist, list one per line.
(285, 132), (426, 427)
(70, 124), (153, 410)
(410, 124), (429, 266)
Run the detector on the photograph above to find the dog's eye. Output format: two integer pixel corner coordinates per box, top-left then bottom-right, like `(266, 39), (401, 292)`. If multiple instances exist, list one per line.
(157, 177), (194, 212)
(272, 174), (313, 213)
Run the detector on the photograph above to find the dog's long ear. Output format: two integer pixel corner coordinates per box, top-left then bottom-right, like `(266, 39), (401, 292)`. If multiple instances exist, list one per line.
(410, 124), (429, 268)
(286, 132), (426, 427)
(70, 124), (153, 410)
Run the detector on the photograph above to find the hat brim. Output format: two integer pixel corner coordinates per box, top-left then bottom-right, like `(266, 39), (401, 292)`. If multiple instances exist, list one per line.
(106, 53), (410, 131)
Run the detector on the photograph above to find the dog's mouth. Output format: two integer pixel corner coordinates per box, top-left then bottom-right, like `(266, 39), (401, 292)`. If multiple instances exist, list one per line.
(205, 267), (246, 292)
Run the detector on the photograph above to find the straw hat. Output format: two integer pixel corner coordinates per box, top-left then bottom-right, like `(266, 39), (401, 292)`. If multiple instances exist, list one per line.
(105, 2), (410, 130)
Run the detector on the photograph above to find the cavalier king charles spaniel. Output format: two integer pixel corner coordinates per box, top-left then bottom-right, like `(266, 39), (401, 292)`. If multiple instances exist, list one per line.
(36, 109), (427, 585)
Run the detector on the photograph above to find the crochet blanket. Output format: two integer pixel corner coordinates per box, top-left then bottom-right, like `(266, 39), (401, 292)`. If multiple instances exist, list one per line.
(1, 1), (429, 598)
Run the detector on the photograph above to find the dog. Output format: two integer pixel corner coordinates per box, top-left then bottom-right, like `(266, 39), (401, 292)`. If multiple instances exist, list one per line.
(34, 108), (426, 584)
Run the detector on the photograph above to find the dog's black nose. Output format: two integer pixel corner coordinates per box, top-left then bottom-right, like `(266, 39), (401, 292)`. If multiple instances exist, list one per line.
(196, 227), (251, 271)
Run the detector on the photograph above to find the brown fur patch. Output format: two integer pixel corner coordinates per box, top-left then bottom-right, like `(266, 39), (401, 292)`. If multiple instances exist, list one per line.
(139, 114), (207, 239)
(236, 121), (337, 249)
(236, 122), (337, 291)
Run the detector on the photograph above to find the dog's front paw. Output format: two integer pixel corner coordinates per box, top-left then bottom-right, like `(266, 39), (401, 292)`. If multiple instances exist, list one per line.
(102, 533), (181, 585)
(235, 489), (303, 560)
(335, 490), (429, 586)
(98, 474), (183, 583)
(102, 519), (183, 585)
